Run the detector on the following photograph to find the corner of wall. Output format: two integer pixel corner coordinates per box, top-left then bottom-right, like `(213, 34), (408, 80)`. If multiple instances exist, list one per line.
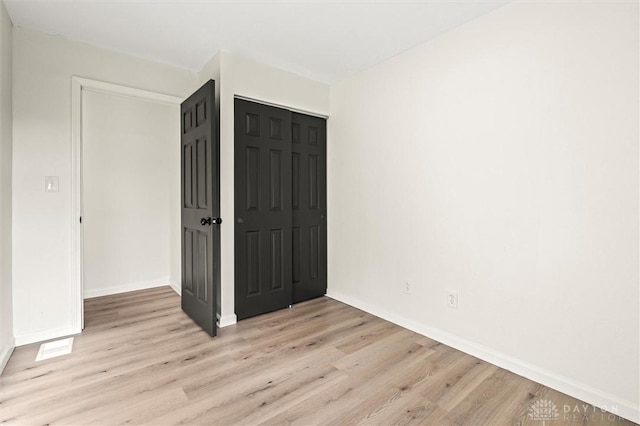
(169, 280), (181, 296)
(0, 0), (15, 376)
(0, 336), (14, 375)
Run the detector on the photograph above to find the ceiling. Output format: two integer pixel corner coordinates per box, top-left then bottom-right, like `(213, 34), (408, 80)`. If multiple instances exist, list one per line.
(4, 0), (511, 83)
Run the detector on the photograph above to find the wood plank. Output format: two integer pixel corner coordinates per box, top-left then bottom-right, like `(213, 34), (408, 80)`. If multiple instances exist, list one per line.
(0, 287), (633, 426)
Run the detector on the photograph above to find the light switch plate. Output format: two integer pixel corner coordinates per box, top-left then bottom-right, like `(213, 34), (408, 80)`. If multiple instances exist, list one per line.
(45, 176), (59, 192)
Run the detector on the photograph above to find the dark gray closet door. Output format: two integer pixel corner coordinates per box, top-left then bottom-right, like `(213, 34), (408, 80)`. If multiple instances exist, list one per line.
(291, 113), (327, 303)
(234, 99), (293, 320)
(181, 80), (220, 336)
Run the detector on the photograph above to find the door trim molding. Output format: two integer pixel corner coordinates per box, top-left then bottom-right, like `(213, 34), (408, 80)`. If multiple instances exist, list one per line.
(234, 95), (329, 119)
(217, 313), (238, 328)
(70, 76), (183, 333)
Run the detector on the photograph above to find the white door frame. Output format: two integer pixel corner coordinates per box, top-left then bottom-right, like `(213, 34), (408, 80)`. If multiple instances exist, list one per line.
(70, 76), (183, 332)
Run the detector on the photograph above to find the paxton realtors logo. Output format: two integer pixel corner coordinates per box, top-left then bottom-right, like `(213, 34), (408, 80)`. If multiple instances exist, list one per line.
(528, 399), (623, 424)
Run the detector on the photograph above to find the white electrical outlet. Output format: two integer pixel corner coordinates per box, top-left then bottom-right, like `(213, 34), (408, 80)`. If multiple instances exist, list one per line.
(447, 290), (458, 309)
(403, 282), (410, 294)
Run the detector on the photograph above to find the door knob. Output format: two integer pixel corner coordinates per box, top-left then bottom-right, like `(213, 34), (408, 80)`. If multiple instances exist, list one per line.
(237, 217), (244, 224)
(201, 217), (222, 226)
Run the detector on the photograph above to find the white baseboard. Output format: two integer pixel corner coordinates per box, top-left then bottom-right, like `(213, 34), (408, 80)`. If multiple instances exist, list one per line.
(169, 280), (181, 296)
(326, 290), (639, 424)
(14, 326), (80, 347)
(0, 337), (15, 376)
(217, 312), (237, 328)
(83, 277), (170, 299)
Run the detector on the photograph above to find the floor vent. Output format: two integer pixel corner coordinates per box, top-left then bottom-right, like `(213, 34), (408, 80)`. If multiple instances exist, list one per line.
(35, 337), (74, 361)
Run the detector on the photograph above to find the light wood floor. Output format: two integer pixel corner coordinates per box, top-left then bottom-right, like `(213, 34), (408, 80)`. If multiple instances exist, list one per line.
(0, 287), (634, 425)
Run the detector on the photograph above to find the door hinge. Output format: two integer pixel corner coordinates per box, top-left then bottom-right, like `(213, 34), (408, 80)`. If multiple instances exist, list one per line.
(79, 216), (82, 224)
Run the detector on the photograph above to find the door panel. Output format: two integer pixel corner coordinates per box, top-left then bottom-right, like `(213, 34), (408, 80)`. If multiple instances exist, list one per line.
(246, 231), (260, 296)
(235, 99), (293, 320)
(269, 150), (283, 210)
(181, 80), (219, 336)
(291, 113), (327, 303)
(270, 229), (284, 290)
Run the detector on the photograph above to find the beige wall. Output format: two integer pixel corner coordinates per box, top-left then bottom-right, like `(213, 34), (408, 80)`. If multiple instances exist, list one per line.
(12, 28), (197, 344)
(0, 0), (13, 374)
(82, 90), (179, 298)
(328, 1), (639, 421)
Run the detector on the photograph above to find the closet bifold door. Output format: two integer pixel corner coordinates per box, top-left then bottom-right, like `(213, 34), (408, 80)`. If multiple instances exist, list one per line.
(234, 99), (293, 320)
(291, 113), (327, 303)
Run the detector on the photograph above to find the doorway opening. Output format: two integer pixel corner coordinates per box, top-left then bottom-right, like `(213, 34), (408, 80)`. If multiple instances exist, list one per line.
(70, 77), (183, 331)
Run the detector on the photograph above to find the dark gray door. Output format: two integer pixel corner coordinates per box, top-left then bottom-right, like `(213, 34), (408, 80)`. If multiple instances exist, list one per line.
(234, 99), (292, 320)
(291, 113), (327, 303)
(181, 80), (220, 336)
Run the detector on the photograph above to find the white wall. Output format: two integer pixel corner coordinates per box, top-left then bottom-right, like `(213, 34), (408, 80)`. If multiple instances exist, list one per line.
(198, 51), (330, 325)
(0, 0), (14, 374)
(328, 1), (639, 422)
(12, 28), (197, 345)
(168, 90), (184, 296)
(82, 90), (178, 298)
